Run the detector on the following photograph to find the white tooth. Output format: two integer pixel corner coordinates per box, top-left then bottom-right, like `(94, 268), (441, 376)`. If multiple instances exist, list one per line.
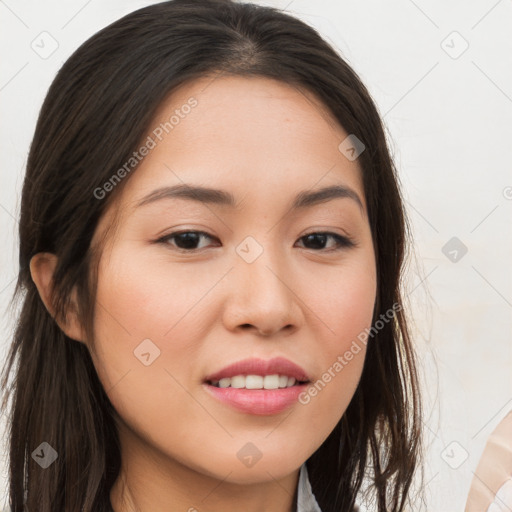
(230, 375), (246, 388)
(214, 374), (297, 389)
(218, 377), (231, 388)
(263, 374), (280, 389)
(245, 375), (264, 389)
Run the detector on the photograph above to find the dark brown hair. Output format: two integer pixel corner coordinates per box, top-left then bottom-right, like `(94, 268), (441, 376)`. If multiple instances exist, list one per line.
(1, 0), (424, 510)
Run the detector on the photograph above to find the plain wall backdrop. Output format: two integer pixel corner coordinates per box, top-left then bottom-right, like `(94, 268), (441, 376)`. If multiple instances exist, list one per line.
(0, 0), (511, 510)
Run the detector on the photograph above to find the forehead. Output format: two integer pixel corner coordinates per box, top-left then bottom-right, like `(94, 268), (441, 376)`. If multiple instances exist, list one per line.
(97, 74), (367, 231)
(149, 74), (353, 167)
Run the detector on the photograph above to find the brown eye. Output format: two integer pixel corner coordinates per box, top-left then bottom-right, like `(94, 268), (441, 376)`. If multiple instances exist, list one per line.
(296, 232), (355, 251)
(158, 231), (217, 251)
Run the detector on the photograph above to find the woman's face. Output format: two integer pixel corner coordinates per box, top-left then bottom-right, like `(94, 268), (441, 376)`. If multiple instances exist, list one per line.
(89, 75), (377, 486)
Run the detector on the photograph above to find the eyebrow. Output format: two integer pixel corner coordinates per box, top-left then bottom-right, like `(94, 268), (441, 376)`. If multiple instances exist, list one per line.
(135, 183), (364, 213)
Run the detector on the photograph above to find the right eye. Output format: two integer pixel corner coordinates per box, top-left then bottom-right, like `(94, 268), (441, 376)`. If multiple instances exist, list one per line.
(156, 230), (219, 252)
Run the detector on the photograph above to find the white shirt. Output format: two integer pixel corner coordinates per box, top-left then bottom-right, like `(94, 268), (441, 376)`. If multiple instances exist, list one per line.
(296, 463), (323, 512)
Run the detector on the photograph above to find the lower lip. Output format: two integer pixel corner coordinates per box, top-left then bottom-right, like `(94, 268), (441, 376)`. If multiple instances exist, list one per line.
(203, 383), (309, 415)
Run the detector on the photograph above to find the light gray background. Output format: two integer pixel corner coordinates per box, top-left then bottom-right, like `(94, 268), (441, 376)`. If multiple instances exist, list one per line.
(1, 1), (511, 510)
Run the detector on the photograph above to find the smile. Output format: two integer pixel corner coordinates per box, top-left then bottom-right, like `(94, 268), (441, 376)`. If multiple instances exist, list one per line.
(203, 356), (312, 415)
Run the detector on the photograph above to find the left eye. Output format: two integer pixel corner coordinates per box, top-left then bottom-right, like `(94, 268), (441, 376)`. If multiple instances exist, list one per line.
(297, 232), (355, 251)
(156, 230), (355, 252)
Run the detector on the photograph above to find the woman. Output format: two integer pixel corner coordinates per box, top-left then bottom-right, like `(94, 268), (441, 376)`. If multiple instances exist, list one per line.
(0, 0), (424, 510)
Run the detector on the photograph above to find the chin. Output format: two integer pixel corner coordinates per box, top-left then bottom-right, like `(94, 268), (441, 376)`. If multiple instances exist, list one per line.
(196, 454), (303, 485)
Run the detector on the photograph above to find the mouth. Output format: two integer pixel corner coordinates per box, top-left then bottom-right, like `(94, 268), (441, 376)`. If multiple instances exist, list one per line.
(203, 357), (311, 415)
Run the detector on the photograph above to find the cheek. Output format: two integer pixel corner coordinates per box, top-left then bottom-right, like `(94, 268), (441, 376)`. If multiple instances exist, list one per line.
(89, 252), (214, 456)
(92, 247), (214, 344)
(89, 244), (231, 421)
(304, 255), (377, 350)
(88, 250), (195, 396)
(294, 258), (376, 427)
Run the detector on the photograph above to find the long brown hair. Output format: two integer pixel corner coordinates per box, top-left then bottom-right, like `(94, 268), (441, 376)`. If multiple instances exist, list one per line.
(1, 1), (424, 510)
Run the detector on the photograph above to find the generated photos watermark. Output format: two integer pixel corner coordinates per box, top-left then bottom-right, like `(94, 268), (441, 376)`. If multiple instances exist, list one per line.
(93, 96), (198, 200)
(298, 301), (402, 405)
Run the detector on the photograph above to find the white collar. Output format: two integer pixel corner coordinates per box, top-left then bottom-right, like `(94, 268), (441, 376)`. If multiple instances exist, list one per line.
(296, 463), (323, 512)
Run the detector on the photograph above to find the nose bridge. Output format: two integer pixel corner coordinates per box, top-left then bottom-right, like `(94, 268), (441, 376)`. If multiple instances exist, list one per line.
(225, 233), (300, 333)
(236, 233), (291, 302)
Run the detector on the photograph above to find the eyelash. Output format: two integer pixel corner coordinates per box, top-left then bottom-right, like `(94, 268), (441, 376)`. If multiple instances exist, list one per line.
(155, 230), (356, 253)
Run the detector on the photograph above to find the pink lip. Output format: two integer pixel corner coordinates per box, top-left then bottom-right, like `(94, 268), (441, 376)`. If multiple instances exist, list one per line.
(204, 384), (309, 415)
(203, 357), (311, 415)
(204, 356), (311, 382)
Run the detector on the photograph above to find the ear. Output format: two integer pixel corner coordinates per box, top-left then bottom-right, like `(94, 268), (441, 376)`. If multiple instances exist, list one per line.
(29, 252), (87, 343)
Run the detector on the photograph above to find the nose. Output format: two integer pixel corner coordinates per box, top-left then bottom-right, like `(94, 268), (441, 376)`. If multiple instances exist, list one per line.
(221, 246), (303, 338)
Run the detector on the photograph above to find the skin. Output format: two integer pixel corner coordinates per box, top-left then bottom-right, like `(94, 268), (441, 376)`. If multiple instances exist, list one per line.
(30, 75), (377, 512)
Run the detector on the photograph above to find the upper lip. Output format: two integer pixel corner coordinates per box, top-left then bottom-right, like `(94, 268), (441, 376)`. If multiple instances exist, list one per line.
(204, 356), (311, 383)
